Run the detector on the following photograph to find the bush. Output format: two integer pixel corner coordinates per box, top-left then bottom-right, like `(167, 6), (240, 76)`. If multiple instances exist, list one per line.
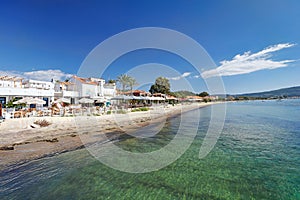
(139, 107), (149, 111)
(131, 107), (149, 112)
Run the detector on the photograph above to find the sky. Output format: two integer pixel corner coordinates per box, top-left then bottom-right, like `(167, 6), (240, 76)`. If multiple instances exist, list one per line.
(0, 0), (300, 94)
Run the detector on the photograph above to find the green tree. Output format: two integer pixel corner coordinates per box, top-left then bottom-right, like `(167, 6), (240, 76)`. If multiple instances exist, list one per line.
(149, 77), (171, 94)
(198, 91), (209, 97)
(108, 79), (116, 84)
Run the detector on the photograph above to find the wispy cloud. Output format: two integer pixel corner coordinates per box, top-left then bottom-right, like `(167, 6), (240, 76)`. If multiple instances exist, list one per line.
(201, 43), (296, 78)
(168, 72), (191, 80)
(0, 69), (72, 81)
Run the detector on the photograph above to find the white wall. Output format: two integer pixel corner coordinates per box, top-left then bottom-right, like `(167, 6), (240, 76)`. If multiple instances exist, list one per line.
(70, 76), (116, 98)
(103, 88), (116, 97)
(0, 80), (23, 88)
(103, 84), (116, 97)
(82, 84), (97, 97)
(63, 90), (79, 97)
(0, 87), (54, 97)
(24, 80), (54, 90)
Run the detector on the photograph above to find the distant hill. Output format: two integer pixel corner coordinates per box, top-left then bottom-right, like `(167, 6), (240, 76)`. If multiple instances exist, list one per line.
(234, 86), (300, 98)
(172, 90), (196, 98)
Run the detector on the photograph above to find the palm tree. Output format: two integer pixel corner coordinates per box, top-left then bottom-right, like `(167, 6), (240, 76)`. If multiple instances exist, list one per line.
(128, 77), (138, 95)
(117, 74), (130, 92)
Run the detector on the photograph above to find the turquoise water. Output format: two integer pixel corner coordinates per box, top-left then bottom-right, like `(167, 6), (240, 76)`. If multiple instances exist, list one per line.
(1, 100), (300, 199)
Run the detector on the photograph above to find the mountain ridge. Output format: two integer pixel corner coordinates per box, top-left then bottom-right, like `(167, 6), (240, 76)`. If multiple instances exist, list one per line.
(233, 86), (300, 98)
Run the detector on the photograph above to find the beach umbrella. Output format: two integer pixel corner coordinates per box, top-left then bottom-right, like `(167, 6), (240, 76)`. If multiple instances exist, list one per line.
(79, 98), (94, 108)
(79, 98), (94, 104)
(28, 98), (46, 105)
(54, 98), (71, 104)
(13, 97), (34, 104)
(13, 99), (24, 104)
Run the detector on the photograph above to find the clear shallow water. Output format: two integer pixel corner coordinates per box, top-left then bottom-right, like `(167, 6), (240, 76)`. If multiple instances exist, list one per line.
(1, 100), (300, 199)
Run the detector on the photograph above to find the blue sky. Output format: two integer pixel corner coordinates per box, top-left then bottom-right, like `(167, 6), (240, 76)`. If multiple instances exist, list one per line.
(0, 0), (300, 94)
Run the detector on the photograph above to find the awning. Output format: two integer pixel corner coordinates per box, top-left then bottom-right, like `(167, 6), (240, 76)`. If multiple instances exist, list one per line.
(111, 95), (133, 100)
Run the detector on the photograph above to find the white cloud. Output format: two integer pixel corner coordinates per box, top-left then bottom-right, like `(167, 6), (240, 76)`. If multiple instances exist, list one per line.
(0, 70), (24, 78)
(0, 69), (72, 81)
(168, 72), (191, 80)
(201, 43), (296, 78)
(24, 70), (72, 81)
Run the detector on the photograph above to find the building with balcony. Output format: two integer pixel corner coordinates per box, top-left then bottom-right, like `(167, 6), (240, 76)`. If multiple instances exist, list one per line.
(54, 81), (79, 104)
(23, 79), (54, 90)
(0, 76), (23, 88)
(71, 75), (116, 101)
(0, 76), (54, 106)
(0, 74), (117, 107)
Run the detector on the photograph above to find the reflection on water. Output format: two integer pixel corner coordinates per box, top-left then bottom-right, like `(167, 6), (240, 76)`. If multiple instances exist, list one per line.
(1, 100), (300, 199)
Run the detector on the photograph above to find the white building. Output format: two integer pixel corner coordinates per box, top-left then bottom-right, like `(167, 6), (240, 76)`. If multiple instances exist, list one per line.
(54, 81), (79, 104)
(71, 75), (116, 100)
(103, 83), (116, 97)
(24, 79), (54, 90)
(0, 74), (116, 107)
(0, 76), (54, 106)
(0, 76), (23, 88)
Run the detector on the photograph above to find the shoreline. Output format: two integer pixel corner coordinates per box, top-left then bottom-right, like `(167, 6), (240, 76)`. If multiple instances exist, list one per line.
(0, 102), (220, 169)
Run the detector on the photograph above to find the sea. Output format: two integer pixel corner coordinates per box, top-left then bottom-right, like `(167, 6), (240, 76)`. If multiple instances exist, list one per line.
(1, 99), (299, 199)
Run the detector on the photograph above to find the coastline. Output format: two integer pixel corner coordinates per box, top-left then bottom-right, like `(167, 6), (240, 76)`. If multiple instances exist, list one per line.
(0, 102), (220, 169)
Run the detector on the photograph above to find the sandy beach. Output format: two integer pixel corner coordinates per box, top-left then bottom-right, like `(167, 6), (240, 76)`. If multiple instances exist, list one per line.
(0, 102), (218, 168)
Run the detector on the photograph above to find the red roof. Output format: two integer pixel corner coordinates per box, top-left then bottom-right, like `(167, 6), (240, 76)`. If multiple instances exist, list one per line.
(119, 90), (150, 96)
(73, 76), (98, 85)
(187, 96), (203, 99)
(61, 81), (75, 85)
